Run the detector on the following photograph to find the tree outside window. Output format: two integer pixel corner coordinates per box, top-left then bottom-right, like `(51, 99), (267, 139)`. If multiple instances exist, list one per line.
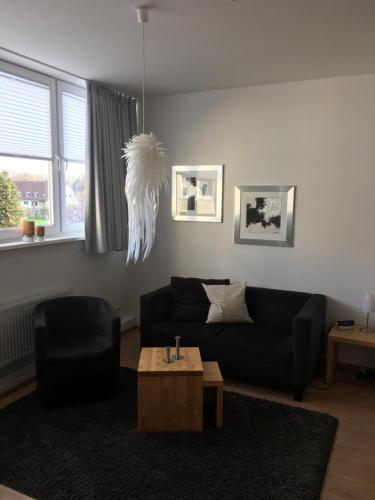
(0, 171), (22, 228)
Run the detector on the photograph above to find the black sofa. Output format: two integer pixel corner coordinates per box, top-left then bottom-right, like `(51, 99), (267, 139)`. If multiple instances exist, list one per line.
(34, 296), (120, 405)
(140, 278), (326, 401)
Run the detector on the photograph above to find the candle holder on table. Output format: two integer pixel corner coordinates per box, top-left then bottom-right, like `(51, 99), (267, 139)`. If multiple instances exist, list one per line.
(173, 336), (184, 360)
(162, 346), (174, 364)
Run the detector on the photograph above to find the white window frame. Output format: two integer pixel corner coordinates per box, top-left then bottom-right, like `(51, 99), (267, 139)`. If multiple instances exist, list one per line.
(0, 60), (86, 242)
(57, 80), (86, 234)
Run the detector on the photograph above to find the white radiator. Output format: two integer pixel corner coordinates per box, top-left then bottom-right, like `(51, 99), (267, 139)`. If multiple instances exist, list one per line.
(0, 285), (72, 377)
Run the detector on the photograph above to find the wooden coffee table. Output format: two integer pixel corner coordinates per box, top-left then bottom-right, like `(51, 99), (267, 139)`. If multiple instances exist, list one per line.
(138, 347), (204, 432)
(202, 361), (223, 428)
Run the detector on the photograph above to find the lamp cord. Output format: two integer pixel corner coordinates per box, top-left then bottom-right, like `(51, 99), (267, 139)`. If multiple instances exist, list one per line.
(142, 21), (145, 134)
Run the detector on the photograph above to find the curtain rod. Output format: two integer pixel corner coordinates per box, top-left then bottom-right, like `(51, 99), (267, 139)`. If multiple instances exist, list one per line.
(0, 46), (136, 99)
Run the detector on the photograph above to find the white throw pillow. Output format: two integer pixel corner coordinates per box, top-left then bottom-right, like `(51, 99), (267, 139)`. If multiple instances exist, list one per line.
(202, 282), (254, 323)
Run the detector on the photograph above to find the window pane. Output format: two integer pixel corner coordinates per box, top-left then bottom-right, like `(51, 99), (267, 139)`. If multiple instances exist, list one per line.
(65, 161), (84, 224)
(0, 72), (52, 158)
(62, 91), (86, 162)
(0, 156), (52, 229)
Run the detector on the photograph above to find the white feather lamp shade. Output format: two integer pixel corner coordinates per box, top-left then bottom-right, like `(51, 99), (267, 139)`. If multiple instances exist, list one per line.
(122, 132), (169, 263)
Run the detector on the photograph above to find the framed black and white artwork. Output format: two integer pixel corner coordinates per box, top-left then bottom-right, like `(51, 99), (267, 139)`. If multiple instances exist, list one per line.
(172, 165), (223, 222)
(234, 185), (295, 247)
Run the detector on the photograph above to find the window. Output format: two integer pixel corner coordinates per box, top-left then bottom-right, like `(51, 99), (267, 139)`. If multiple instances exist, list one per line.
(0, 61), (86, 242)
(58, 82), (86, 232)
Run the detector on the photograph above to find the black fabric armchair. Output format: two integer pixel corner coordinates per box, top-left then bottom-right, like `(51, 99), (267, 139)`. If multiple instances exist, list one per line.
(34, 296), (120, 405)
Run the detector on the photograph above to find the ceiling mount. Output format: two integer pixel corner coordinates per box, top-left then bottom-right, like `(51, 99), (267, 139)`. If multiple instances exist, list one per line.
(136, 7), (149, 24)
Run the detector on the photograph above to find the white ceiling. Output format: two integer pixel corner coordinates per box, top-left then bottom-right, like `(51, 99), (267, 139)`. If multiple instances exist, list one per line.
(1, 0), (375, 96)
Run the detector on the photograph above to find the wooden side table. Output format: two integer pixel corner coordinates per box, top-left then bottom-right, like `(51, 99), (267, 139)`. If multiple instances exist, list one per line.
(137, 347), (203, 432)
(326, 326), (375, 385)
(203, 361), (223, 428)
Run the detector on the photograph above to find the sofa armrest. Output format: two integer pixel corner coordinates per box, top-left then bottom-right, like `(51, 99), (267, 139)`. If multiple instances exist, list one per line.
(97, 302), (121, 349)
(292, 294), (326, 392)
(110, 315), (121, 355)
(140, 285), (172, 347)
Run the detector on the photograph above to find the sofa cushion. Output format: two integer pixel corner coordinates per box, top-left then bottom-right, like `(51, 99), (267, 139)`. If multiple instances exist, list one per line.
(203, 282), (253, 323)
(216, 324), (292, 388)
(245, 286), (310, 330)
(151, 320), (227, 361)
(171, 276), (230, 322)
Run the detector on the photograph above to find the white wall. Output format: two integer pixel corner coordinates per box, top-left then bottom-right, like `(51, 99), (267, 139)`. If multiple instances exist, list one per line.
(0, 241), (135, 320)
(139, 73), (375, 368)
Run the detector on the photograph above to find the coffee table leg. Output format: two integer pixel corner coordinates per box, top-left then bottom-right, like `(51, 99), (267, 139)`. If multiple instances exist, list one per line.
(216, 386), (223, 428)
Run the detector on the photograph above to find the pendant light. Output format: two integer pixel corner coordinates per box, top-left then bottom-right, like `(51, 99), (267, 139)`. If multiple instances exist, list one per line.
(122, 7), (169, 264)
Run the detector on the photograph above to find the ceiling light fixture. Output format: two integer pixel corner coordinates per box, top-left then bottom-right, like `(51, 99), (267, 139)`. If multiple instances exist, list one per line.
(122, 6), (169, 264)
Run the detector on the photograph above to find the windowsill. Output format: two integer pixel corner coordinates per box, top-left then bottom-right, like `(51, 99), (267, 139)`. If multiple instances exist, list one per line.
(0, 234), (85, 252)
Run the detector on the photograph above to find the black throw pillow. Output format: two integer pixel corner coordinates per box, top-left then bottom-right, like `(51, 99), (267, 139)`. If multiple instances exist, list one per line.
(171, 276), (230, 322)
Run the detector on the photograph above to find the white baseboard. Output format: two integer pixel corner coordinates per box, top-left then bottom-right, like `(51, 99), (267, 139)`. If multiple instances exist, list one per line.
(121, 315), (136, 332)
(0, 362), (35, 394)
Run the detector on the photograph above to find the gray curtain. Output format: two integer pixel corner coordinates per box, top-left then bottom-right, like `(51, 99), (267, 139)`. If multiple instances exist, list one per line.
(85, 82), (137, 253)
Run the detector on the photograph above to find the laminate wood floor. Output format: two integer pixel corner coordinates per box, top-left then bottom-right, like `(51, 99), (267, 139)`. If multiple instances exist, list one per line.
(1, 328), (374, 500)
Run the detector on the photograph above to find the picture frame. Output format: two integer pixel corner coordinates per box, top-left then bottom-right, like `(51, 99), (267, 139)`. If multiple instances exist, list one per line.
(172, 165), (223, 222)
(234, 185), (295, 247)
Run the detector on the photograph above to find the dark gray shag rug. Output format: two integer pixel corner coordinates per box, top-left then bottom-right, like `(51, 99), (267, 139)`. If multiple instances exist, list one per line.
(0, 368), (337, 500)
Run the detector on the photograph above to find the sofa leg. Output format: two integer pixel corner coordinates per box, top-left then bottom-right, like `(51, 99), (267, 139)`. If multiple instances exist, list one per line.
(293, 390), (303, 402)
